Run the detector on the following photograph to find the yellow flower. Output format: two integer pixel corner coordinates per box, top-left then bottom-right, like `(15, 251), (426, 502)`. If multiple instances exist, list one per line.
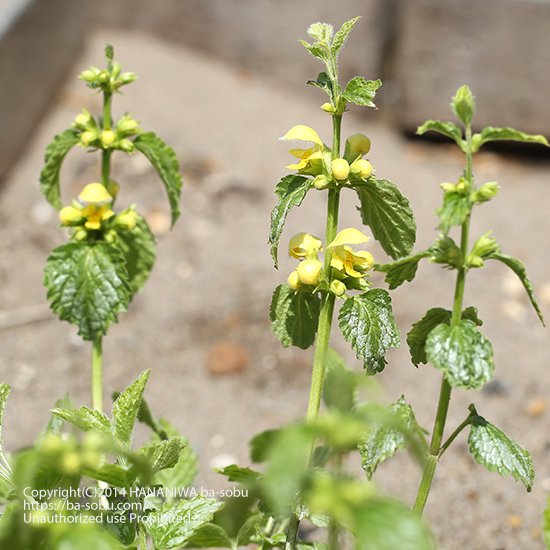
(78, 183), (112, 204)
(331, 158), (350, 181)
(281, 125), (326, 174)
(330, 280), (347, 297)
(114, 209), (139, 230)
(296, 259), (323, 286)
(288, 233), (322, 259)
(82, 204), (114, 230)
(101, 130), (116, 148)
(328, 228), (373, 278)
(59, 206), (83, 226)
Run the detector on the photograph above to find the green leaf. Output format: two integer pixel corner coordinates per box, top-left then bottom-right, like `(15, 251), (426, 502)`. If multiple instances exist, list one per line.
(269, 175), (312, 267)
(307, 22), (334, 42)
(489, 252), (544, 325)
(331, 17), (360, 54)
(375, 250), (432, 290)
(355, 498), (436, 550)
(44, 242), (131, 341)
(343, 77), (382, 108)
(473, 126), (549, 152)
(338, 289), (400, 374)
(39, 129), (80, 209)
(426, 320), (494, 389)
(307, 72), (332, 99)
(153, 419), (198, 491)
(82, 463), (134, 487)
(468, 413), (534, 491)
(144, 496), (224, 549)
(438, 191), (470, 232)
(133, 131), (183, 226)
(408, 308), (482, 366)
(114, 214), (156, 294)
(270, 284), (321, 349)
(543, 496), (550, 548)
(451, 85), (475, 127)
(139, 437), (186, 473)
(249, 429), (280, 463)
(112, 370), (150, 447)
(0, 383), (10, 446)
(356, 178), (416, 260)
(416, 120), (463, 145)
(50, 406), (110, 433)
(217, 464), (261, 484)
(184, 523), (233, 548)
(41, 395), (72, 438)
(323, 349), (359, 413)
(359, 397), (418, 480)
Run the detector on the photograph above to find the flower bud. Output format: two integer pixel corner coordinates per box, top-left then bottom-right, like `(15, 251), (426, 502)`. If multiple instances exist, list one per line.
(114, 210), (138, 230)
(296, 259), (322, 286)
(321, 102), (336, 113)
(79, 68), (99, 83)
(287, 270), (300, 290)
(80, 130), (98, 147)
(120, 72), (137, 85)
(344, 133), (371, 161)
(111, 61), (122, 79)
(440, 182), (457, 193)
(59, 206), (83, 226)
(472, 181), (499, 203)
(74, 229), (87, 241)
(350, 158), (373, 179)
(74, 110), (92, 129)
(330, 280), (346, 297)
(61, 451), (81, 475)
(104, 230), (116, 243)
(98, 70), (109, 84)
(118, 138), (135, 153)
(331, 158), (350, 181)
(101, 130), (116, 148)
(117, 117), (139, 135)
(313, 174), (329, 190)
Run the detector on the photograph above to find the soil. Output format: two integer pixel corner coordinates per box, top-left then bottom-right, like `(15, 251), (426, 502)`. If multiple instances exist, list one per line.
(0, 30), (549, 550)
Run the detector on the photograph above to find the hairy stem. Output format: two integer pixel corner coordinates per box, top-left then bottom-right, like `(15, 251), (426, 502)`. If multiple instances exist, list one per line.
(413, 125), (474, 517)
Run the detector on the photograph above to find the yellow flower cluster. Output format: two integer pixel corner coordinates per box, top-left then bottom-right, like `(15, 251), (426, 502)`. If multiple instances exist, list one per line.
(281, 125), (374, 186)
(286, 228), (374, 296)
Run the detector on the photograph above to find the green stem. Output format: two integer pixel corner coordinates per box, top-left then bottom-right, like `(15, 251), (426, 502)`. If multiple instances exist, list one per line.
(92, 337), (103, 413)
(286, 113), (343, 550)
(328, 453), (343, 550)
(412, 125), (474, 517)
(101, 91), (113, 190)
(438, 414), (474, 459)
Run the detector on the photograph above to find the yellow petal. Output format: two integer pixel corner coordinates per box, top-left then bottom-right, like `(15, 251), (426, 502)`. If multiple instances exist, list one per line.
(288, 147), (312, 159)
(288, 233), (322, 259)
(353, 250), (374, 268)
(286, 159), (308, 170)
(78, 183), (112, 204)
(330, 256), (345, 271)
(327, 228), (370, 248)
(85, 219), (101, 230)
(281, 125), (323, 147)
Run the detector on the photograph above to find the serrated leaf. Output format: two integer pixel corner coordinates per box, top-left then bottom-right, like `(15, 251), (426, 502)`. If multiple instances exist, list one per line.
(144, 496), (224, 549)
(139, 437), (186, 473)
(133, 132), (183, 226)
(44, 242), (131, 341)
(426, 320), (494, 389)
(408, 308), (483, 366)
(331, 17), (360, 54)
(184, 523), (233, 548)
(438, 191), (470, 232)
(307, 22), (334, 42)
(474, 126), (549, 152)
(416, 120), (463, 145)
(307, 72), (332, 99)
(468, 415), (534, 491)
(375, 250), (431, 290)
(112, 370), (150, 447)
(355, 499), (436, 550)
(39, 129), (80, 209)
(323, 349), (357, 412)
(356, 178), (416, 260)
(82, 463), (134, 487)
(451, 85), (475, 127)
(269, 175), (312, 267)
(338, 289), (400, 373)
(359, 397), (417, 479)
(300, 40), (331, 63)
(343, 77), (382, 108)
(489, 252), (544, 325)
(269, 284), (320, 349)
(217, 464), (261, 484)
(237, 513), (265, 547)
(114, 214), (156, 294)
(50, 406), (110, 433)
(154, 419), (198, 492)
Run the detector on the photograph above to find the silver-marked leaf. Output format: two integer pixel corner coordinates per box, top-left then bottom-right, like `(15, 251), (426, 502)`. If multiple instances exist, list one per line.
(426, 320), (494, 389)
(307, 22), (334, 42)
(133, 132), (183, 226)
(489, 252), (544, 325)
(144, 496), (224, 549)
(50, 406), (110, 433)
(139, 437), (186, 473)
(375, 250), (432, 290)
(112, 370), (150, 447)
(468, 415), (534, 491)
(338, 289), (400, 374)
(39, 129), (80, 209)
(473, 126), (549, 152)
(44, 242), (131, 341)
(269, 175), (312, 267)
(343, 77), (382, 108)
(359, 397), (417, 479)
(417, 120), (463, 146)
(356, 178), (416, 260)
(115, 214), (156, 295)
(270, 284), (321, 349)
(332, 17), (361, 54)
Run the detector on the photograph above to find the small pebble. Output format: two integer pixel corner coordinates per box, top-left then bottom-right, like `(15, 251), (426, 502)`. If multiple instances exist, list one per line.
(207, 341), (249, 375)
(526, 398), (547, 417)
(507, 514), (523, 529)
